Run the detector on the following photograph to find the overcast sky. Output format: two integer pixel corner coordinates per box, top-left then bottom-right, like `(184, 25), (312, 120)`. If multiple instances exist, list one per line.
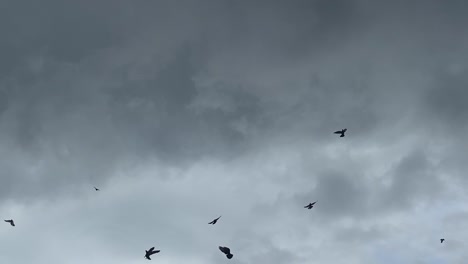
(0, 0), (468, 263)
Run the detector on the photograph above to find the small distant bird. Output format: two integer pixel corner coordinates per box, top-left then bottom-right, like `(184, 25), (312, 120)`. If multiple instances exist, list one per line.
(219, 246), (233, 259)
(304, 201), (317, 209)
(334, 128), (347, 137)
(208, 216), (222, 225)
(4, 219), (15, 226)
(144, 247), (160, 260)
(94, 187), (100, 191)
(440, 239), (445, 243)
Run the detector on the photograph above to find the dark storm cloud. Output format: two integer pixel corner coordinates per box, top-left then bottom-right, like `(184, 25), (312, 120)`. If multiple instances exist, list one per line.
(292, 170), (370, 218)
(1, 0), (468, 263)
(424, 68), (468, 129)
(0, 0), (127, 75)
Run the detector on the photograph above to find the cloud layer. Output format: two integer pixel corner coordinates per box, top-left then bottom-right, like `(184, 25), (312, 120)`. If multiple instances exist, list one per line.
(1, 0), (468, 263)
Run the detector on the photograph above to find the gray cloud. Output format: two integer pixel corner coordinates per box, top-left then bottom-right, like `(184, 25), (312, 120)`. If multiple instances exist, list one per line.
(1, 0), (468, 263)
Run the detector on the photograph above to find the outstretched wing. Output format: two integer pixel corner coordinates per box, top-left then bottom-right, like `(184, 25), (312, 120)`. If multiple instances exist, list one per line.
(150, 250), (160, 255)
(209, 216), (221, 224)
(219, 246), (231, 255)
(224, 247), (231, 254)
(334, 131), (342, 134)
(219, 246), (225, 254)
(148, 247), (155, 252)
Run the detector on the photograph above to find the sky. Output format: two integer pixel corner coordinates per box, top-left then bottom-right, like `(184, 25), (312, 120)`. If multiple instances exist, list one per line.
(0, 0), (468, 263)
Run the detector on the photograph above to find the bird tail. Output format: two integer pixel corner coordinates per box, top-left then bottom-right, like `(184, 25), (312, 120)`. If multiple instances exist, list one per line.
(227, 254), (233, 259)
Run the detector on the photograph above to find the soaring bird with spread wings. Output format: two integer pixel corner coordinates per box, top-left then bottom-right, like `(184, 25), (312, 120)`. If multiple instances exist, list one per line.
(334, 128), (347, 137)
(144, 247), (160, 260)
(304, 201), (317, 209)
(208, 216), (221, 225)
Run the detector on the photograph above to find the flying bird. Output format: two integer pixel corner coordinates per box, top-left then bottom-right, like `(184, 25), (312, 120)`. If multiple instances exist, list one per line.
(4, 219), (15, 226)
(144, 247), (160, 260)
(440, 239), (445, 243)
(208, 216), (222, 225)
(94, 187), (100, 191)
(304, 201), (317, 209)
(219, 246), (233, 259)
(334, 128), (347, 137)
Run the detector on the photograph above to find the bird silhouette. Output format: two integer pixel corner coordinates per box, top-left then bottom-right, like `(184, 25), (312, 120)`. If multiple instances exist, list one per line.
(440, 239), (445, 243)
(208, 216), (221, 225)
(304, 201), (317, 209)
(219, 246), (233, 259)
(94, 187), (100, 191)
(144, 247), (160, 260)
(4, 219), (15, 226)
(334, 128), (347, 137)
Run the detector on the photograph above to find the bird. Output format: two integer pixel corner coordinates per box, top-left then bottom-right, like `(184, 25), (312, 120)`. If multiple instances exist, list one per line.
(304, 201), (317, 209)
(334, 128), (347, 137)
(208, 216), (221, 225)
(219, 246), (233, 259)
(144, 247), (160, 260)
(440, 239), (445, 243)
(94, 187), (100, 191)
(4, 219), (15, 226)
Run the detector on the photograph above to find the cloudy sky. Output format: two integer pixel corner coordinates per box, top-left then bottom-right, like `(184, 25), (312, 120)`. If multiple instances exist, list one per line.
(1, 0), (468, 263)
